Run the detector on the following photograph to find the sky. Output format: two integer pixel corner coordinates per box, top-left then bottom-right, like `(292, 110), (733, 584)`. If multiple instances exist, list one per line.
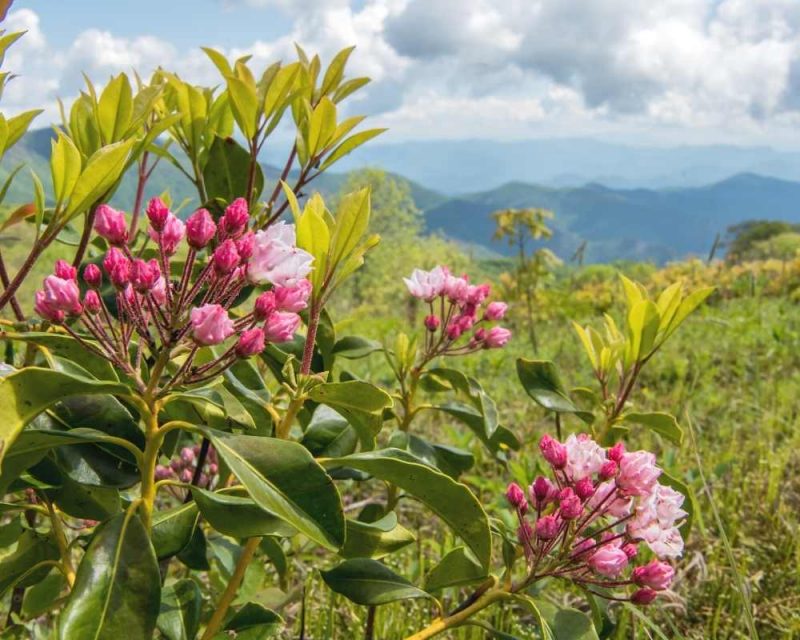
(5, 0), (800, 148)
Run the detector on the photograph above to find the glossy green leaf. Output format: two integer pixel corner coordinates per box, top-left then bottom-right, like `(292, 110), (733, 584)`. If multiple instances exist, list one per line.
(59, 511), (161, 640)
(222, 603), (283, 639)
(0, 368), (130, 471)
(50, 133), (82, 207)
(5, 109), (42, 152)
(301, 406), (358, 459)
(516, 358), (593, 422)
(202, 428), (344, 550)
(193, 487), (296, 539)
(151, 503), (199, 560)
(66, 139), (136, 218)
(319, 128), (385, 172)
(307, 381), (392, 450)
(226, 75), (259, 139)
(97, 74), (133, 143)
(424, 546), (487, 592)
(320, 558), (429, 606)
(157, 579), (202, 640)
(332, 335), (382, 359)
(623, 412), (683, 445)
(528, 599), (600, 640)
(46, 475), (121, 520)
(0, 531), (59, 597)
(341, 513), (415, 560)
(203, 135), (263, 204)
(324, 449), (491, 568)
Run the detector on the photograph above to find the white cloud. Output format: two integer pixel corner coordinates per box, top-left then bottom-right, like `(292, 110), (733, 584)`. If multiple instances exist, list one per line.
(5, 1), (800, 145)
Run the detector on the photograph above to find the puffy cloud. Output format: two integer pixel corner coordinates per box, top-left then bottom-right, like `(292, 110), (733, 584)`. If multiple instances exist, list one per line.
(4, 1), (800, 145)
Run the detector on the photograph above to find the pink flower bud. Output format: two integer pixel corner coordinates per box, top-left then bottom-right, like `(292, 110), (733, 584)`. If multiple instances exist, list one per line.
(559, 488), (583, 520)
(83, 263), (102, 289)
(220, 197), (249, 239)
(154, 214), (186, 256)
(608, 442), (625, 462)
(264, 311), (301, 343)
(535, 515), (559, 540)
(54, 259), (77, 280)
(575, 477), (596, 500)
(146, 196), (170, 232)
(484, 301), (508, 321)
(42, 275), (82, 314)
(539, 434), (568, 470)
(517, 520), (534, 545)
(83, 290), (101, 314)
(190, 303), (235, 346)
(631, 588), (658, 605)
(236, 327), (266, 357)
(530, 476), (557, 506)
(109, 261), (131, 290)
(180, 469), (193, 483)
(180, 447), (195, 463)
(632, 560), (674, 591)
(208, 463), (218, 475)
(622, 543), (639, 559)
(484, 326), (512, 348)
(94, 204), (128, 245)
(151, 277), (167, 305)
(505, 482), (527, 511)
(34, 291), (65, 323)
(424, 314), (440, 332)
(445, 322), (462, 340)
(213, 239), (240, 276)
(170, 458), (182, 472)
(274, 279), (312, 313)
(235, 231), (255, 261)
(466, 283), (490, 305)
(185, 208), (217, 249)
(587, 545), (629, 577)
(443, 273), (469, 304)
(600, 460), (619, 480)
(154, 465), (173, 481)
(254, 291), (276, 321)
(455, 313), (475, 332)
(130, 258), (161, 293)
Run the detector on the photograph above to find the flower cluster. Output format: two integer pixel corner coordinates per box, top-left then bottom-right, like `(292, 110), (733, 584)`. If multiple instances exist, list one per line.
(404, 265), (511, 358)
(505, 433), (685, 605)
(155, 442), (219, 490)
(33, 197), (313, 393)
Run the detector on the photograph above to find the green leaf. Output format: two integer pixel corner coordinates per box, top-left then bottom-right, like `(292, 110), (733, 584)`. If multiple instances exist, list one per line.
(223, 603), (283, 639)
(319, 128), (385, 172)
(324, 449), (491, 568)
(59, 511), (161, 640)
(202, 429), (344, 550)
(50, 133), (82, 207)
(516, 359), (593, 422)
(193, 487), (296, 539)
(424, 546), (487, 592)
(4, 109), (42, 152)
(301, 406), (358, 459)
(151, 503), (199, 560)
(623, 412), (683, 445)
(320, 46), (355, 96)
(0, 531), (59, 597)
(97, 74), (133, 143)
(308, 381), (392, 450)
(226, 75), (259, 139)
(0, 367), (130, 471)
(320, 559), (429, 606)
(66, 139), (136, 218)
(22, 569), (66, 618)
(46, 475), (121, 520)
(332, 335), (382, 359)
(528, 599), (600, 640)
(626, 300), (660, 363)
(203, 135), (264, 204)
(341, 513), (415, 560)
(157, 579), (202, 640)
(307, 97), (336, 157)
(0, 331), (118, 380)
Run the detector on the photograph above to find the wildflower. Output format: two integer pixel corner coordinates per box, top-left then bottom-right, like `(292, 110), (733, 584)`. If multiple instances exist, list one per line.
(632, 560), (674, 591)
(185, 208), (216, 249)
(535, 515), (559, 540)
(146, 196), (170, 231)
(587, 545), (629, 578)
(424, 314), (440, 332)
(83, 264), (102, 289)
(484, 301), (507, 320)
(505, 483), (527, 511)
(249, 222), (313, 287)
(236, 328), (266, 357)
(274, 279), (312, 313)
(403, 266), (448, 301)
(564, 433), (606, 481)
(484, 326), (512, 348)
(219, 197), (249, 239)
(83, 290), (101, 314)
(213, 239), (240, 276)
(539, 434), (567, 469)
(617, 451), (661, 497)
(94, 205), (128, 245)
(130, 259), (161, 293)
(254, 291), (277, 321)
(190, 304), (235, 346)
(155, 214), (186, 256)
(264, 311), (301, 343)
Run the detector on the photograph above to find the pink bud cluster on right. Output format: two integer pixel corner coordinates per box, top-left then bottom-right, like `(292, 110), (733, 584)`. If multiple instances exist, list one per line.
(403, 265), (511, 357)
(155, 443), (219, 490)
(505, 433), (685, 606)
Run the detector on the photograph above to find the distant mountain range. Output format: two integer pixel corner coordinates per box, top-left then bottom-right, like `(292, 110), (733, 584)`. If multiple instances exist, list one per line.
(6, 129), (800, 264)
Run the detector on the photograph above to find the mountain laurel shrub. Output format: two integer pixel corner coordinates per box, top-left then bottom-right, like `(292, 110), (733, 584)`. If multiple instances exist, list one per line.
(0, 30), (710, 639)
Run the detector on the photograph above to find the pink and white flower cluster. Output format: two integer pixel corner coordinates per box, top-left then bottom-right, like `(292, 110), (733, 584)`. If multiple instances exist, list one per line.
(33, 197), (313, 392)
(404, 265), (511, 357)
(505, 433), (685, 605)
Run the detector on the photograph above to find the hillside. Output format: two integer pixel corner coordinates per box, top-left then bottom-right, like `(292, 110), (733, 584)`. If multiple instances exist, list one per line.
(424, 175), (800, 263)
(5, 130), (800, 264)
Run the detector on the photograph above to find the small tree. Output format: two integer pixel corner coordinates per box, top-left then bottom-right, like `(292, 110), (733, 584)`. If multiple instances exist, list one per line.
(492, 207), (557, 351)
